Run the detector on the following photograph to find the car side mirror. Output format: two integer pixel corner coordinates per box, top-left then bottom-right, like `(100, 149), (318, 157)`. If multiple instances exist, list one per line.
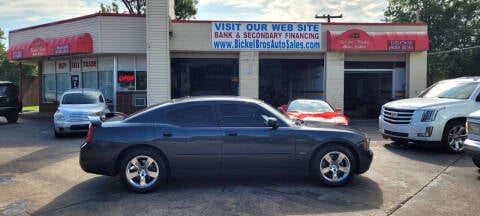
(106, 98), (113, 103)
(266, 117), (279, 129)
(277, 104), (287, 113)
(334, 108), (342, 113)
(53, 100), (59, 106)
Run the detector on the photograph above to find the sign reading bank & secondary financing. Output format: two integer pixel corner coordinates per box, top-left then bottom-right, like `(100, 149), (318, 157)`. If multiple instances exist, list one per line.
(212, 22), (321, 50)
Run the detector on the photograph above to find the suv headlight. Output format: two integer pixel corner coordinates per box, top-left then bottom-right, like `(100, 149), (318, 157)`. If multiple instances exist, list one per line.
(54, 112), (65, 121)
(421, 108), (444, 122)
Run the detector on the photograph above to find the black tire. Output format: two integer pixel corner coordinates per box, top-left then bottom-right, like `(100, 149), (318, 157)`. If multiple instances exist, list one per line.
(119, 148), (167, 193)
(311, 145), (356, 187)
(473, 158), (480, 168)
(441, 120), (466, 154)
(54, 129), (63, 138)
(6, 111), (18, 123)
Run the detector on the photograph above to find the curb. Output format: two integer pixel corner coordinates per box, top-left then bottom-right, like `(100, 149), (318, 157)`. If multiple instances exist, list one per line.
(19, 111), (53, 121)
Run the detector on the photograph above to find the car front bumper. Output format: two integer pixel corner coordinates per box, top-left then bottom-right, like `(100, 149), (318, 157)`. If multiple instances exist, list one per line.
(54, 120), (90, 134)
(378, 116), (443, 142)
(464, 139), (480, 160)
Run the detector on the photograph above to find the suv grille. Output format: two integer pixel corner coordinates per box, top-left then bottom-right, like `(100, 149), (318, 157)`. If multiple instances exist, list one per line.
(0, 96), (7, 105)
(382, 107), (415, 124)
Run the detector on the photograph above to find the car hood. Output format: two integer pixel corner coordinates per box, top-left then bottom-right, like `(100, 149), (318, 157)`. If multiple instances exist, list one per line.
(58, 104), (107, 114)
(301, 121), (365, 136)
(286, 111), (348, 124)
(383, 97), (464, 109)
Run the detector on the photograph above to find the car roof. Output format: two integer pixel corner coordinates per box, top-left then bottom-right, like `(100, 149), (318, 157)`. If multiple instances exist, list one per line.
(62, 88), (102, 94)
(441, 76), (480, 83)
(171, 96), (262, 104)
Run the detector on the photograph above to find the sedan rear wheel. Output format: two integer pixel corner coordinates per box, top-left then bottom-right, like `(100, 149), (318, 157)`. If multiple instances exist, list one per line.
(312, 145), (356, 186)
(119, 148), (167, 193)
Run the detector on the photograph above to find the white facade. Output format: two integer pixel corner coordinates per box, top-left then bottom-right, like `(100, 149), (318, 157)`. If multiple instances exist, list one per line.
(7, 2), (429, 115)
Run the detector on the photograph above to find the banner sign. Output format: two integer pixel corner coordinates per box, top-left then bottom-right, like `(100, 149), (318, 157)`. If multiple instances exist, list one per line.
(212, 22), (321, 50)
(388, 40), (415, 51)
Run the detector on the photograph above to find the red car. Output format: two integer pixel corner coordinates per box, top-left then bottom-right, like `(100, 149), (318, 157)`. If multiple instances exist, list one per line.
(278, 99), (349, 125)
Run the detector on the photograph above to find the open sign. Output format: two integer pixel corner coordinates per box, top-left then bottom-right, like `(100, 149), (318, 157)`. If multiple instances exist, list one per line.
(118, 75), (135, 82)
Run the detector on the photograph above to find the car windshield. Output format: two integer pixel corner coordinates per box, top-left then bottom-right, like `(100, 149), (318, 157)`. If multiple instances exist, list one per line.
(62, 92), (103, 104)
(287, 100), (333, 112)
(418, 81), (478, 99)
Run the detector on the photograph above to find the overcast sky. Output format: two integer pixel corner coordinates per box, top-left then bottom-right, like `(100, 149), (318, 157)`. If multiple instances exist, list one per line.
(0, 0), (387, 46)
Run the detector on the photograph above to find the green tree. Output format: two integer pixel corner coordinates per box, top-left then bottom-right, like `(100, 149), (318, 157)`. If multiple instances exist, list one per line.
(0, 28), (19, 83)
(385, 0), (480, 84)
(100, 0), (198, 19)
(0, 28), (38, 83)
(174, 0), (198, 20)
(99, 2), (119, 13)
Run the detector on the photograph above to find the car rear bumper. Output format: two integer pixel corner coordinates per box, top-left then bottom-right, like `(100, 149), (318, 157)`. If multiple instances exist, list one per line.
(464, 139), (480, 160)
(79, 141), (118, 176)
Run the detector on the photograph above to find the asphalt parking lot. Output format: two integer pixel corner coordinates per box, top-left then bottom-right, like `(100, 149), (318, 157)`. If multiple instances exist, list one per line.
(1, 114), (479, 216)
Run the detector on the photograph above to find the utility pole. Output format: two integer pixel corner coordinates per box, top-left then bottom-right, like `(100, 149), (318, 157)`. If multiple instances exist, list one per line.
(315, 14), (343, 23)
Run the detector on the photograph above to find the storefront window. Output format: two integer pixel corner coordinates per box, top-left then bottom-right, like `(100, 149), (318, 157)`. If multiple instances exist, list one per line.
(136, 71), (147, 90)
(118, 71), (135, 91)
(83, 71), (98, 89)
(56, 73), (69, 100)
(43, 74), (56, 102)
(99, 71), (113, 101)
(117, 70), (146, 91)
(171, 58), (239, 98)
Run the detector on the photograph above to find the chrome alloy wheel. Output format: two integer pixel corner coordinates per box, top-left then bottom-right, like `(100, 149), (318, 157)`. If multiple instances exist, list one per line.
(447, 125), (466, 152)
(125, 155), (160, 189)
(319, 151), (351, 183)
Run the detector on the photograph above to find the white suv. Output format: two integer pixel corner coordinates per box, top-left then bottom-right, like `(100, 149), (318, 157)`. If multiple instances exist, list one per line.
(379, 77), (480, 153)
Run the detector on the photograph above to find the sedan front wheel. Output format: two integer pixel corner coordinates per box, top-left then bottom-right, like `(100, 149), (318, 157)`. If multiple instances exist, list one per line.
(119, 148), (167, 193)
(311, 145), (356, 187)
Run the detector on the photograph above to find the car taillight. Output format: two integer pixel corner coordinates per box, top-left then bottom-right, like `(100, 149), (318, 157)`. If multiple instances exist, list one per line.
(18, 94), (22, 103)
(86, 123), (95, 142)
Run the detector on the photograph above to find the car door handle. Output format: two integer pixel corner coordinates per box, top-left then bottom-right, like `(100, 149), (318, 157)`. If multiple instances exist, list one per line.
(163, 132), (172, 137)
(226, 132), (237, 136)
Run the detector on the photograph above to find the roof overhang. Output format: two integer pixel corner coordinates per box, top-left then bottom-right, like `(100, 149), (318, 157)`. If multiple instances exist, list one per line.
(327, 29), (429, 52)
(7, 33), (93, 61)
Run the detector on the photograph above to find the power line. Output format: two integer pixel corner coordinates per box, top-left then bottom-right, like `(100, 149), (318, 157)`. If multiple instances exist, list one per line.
(428, 45), (480, 55)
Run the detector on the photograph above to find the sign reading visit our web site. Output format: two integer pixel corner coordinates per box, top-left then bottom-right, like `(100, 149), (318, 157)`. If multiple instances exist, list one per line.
(212, 22), (322, 50)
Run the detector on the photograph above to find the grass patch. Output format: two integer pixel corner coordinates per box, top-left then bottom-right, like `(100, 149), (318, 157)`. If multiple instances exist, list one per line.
(23, 106), (39, 112)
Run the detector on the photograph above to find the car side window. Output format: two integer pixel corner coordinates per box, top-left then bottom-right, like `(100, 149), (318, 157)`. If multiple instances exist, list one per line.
(161, 105), (217, 127)
(219, 104), (269, 127)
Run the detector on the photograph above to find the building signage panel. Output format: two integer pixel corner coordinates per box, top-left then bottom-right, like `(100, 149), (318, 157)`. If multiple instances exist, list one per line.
(28, 38), (47, 57)
(56, 60), (69, 73)
(212, 22), (321, 50)
(55, 44), (69, 55)
(82, 58), (97, 72)
(388, 40), (415, 51)
(71, 59), (82, 73)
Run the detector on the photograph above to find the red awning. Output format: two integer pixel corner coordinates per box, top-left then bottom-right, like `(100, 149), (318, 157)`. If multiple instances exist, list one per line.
(327, 29), (429, 51)
(7, 33), (93, 60)
(6, 42), (29, 60)
(47, 33), (93, 56)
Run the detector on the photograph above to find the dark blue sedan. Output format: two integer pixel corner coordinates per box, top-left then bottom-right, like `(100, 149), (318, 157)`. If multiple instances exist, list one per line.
(80, 96), (373, 193)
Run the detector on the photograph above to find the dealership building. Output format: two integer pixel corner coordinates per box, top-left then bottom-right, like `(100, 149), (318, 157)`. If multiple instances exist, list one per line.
(7, 1), (429, 117)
